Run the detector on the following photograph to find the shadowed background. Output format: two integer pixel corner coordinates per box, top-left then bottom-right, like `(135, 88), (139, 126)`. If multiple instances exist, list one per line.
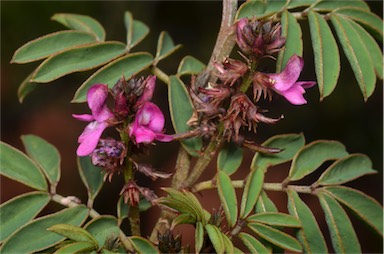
(1, 1), (382, 252)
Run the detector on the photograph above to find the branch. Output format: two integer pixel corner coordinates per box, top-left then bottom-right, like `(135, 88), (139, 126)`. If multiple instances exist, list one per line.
(192, 180), (314, 194)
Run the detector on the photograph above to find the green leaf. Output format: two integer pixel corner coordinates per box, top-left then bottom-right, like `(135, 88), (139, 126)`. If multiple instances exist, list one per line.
(73, 52), (153, 103)
(169, 76), (202, 156)
(247, 212), (301, 228)
(31, 42), (127, 83)
(117, 196), (129, 225)
(217, 142), (243, 175)
(171, 213), (197, 228)
(349, 20), (383, 79)
(161, 188), (204, 222)
(334, 7), (383, 42)
(287, 190), (328, 254)
(195, 222), (204, 253)
(251, 133), (305, 172)
(248, 222), (302, 253)
(323, 186), (383, 236)
(77, 156), (104, 202)
(318, 191), (361, 253)
(48, 224), (98, 248)
(255, 191), (278, 213)
(308, 11), (340, 100)
(177, 55), (206, 76)
(217, 171), (238, 228)
(276, 10), (303, 72)
(84, 216), (120, 248)
(155, 31), (182, 63)
(222, 233), (235, 254)
(235, 0), (267, 20)
(288, 140), (348, 181)
(52, 13), (106, 41)
(0, 206), (89, 253)
(312, 0), (369, 12)
(238, 232), (270, 254)
(330, 14), (376, 100)
(53, 241), (96, 254)
(240, 168), (264, 219)
(17, 72), (38, 103)
(263, 0), (288, 17)
(287, 0), (317, 9)
(205, 224), (225, 254)
(0, 191), (50, 242)
(124, 12), (150, 50)
(21, 134), (61, 185)
(128, 236), (159, 254)
(11, 31), (97, 64)
(0, 141), (47, 191)
(317, 154), (376, 185)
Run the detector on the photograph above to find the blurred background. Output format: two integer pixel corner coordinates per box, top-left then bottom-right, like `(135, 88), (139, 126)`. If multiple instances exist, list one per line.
(1, 1), (382, 253)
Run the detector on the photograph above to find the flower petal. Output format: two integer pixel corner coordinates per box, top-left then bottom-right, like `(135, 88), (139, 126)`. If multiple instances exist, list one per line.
(155, 133), (173, 142)
(77, 121), (108, 156)
(72, 114), (94, 122)
(139, 102), (165, 133)
(280, 83), (308, 105)
(131, 126), (157, 144)
(269, 54), (304, 91)
(136, 76), (156, 108)
(87, 84), (109, 117)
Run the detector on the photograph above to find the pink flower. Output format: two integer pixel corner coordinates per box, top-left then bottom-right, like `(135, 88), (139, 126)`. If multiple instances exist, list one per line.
(268, 55), (316, 105)
(129, 102), (173, 144)
(73, 84), (115, 156)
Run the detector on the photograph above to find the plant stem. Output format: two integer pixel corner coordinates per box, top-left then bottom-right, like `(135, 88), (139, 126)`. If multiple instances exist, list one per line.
(150, 66), (170, 85)
(206, 0), (238, 82)
(184, 125), (225, 187)
(192, 180), (314, 194)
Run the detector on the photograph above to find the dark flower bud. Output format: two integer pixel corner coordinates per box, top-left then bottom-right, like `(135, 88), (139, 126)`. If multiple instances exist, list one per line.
(134, 162), (173, 181)
(236, 18), (286, 57)
(158, 230), (183, 254)
(120, 181), (141, 207)
(91, 138), (126, 181)
(213, 58), (248, 86)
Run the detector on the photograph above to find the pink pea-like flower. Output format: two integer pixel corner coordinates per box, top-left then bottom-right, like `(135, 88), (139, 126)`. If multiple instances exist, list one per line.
(73, 84), (116, 156)
(268, 55), (316, 105)
(129, 102), (173, 144)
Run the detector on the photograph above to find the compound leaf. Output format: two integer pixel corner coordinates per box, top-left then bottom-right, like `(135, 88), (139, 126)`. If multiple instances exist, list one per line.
(217, 171), (238, 227)
(240, 168), (264, 219)
(31, 42), (127, 83)
(288, 140), (348, 181)
(276, 10), (303, 72)
(287, 190), (328, 254)
(317, 154), (376, 185)
(0, 206), (88, 253)
(169, 76), (202, 156)
(0, 141), (47, 191)
(73, 52), (153, 102)
(323, 186), (383, 236)
(331, 13), (376, 100)
(308, 11), (340, 99)
(318, 191), (361, 253)
(52, 13), (106, 41)
(21, 134), (61, 185)
(217, 142), (243, 175)
(77, 156), (104, 203)
(11, 31), (97, 64)
(0, 192), (50, 242)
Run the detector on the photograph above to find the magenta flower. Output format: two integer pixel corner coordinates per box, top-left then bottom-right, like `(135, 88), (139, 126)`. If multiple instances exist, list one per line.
(129, 102), (173, 144)
(268, 55), (316, 105)
(73, 84), (116, 156)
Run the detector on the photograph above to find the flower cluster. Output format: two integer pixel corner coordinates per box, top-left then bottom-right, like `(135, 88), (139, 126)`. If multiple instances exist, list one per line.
(188, 18), (315, 145)
(73, 76), (173, 205)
